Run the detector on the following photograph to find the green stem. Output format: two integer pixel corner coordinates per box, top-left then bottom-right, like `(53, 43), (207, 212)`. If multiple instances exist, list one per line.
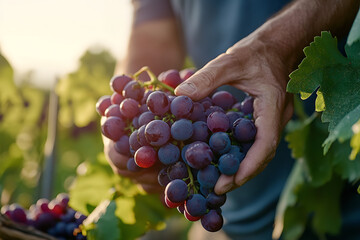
(132, 66), (175, 94)
(186, 164), (198, 194)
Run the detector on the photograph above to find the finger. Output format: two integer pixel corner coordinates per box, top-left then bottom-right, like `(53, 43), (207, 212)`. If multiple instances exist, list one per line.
(174, 52), (241, 101)
(234, 97), (282, 186)
(105, 140), (129, 170)
(214, 174), (235, 195)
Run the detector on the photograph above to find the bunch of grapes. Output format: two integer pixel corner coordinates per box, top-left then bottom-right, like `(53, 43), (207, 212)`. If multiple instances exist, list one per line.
(1, 193), (87, 240)
(97, 67), (256, 232)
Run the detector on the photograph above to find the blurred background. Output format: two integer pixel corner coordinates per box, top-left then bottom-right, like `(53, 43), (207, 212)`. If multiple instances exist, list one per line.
(0, 0), (133, 207)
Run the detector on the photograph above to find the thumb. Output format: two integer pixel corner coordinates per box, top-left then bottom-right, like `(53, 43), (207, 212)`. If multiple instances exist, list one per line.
(174, 53), (241, 100)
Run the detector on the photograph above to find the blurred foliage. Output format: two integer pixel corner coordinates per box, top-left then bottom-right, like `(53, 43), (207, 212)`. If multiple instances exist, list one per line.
(0, 47), (116, 208)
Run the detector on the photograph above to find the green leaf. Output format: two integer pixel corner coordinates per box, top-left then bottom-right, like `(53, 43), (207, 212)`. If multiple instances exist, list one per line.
(287, 31), (360, 154)
(285, 115), (333, 186)
(84, 200), (121, 240)
(350, 120), (360, 160)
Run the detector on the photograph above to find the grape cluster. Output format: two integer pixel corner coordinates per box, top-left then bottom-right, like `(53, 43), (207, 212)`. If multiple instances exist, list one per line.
(1, 193), (87, 240)
(97, 67), (256, 232)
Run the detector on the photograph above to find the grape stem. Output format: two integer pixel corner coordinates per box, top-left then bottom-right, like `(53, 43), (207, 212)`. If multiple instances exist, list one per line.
(132, 66), (175, 94)
(186, 164), (198, 194)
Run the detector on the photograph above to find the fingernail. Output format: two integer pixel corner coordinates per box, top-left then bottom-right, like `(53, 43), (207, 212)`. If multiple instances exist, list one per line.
(175, 82), (197, 95)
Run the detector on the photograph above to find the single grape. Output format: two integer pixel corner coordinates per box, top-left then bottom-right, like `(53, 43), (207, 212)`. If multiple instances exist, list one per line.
(158, 167), (171, 187)
(218, 153), (240, 175)
(201, 209), (223, 232)
(9, 204), (27, 224)
(120, 98), (140, 119)
(205, 106), (225, 117)
(101, 116), (125, 141)
(137, 124), (150, 146)
(185, 194), (207, 217)
(145, 120), (171, 147)
(226, 111), (244, 128)
(105, 104), (124, 118)
(134, 146), (158, 168)
(170, 96), (194, 119)
(36, 198), (50, 213)
(114, 135), (130, 155)
(138, 111), (155, 126)
(167, 161), (189, 180)
(129, 130), (142, 151)
(139, 104), (149, 114)
(110, 74), (132, 94)
(146, 91), (170, 116)
(185, 142), (213, 169)
(197, 165), (220, 189)
(158, 143), (180, 165)
(241, 96), (254, 115)
(189, 102), (206, 122)
(95, 95), (111, 116)
(232, 102), (242, 111)
(232, 118), (257, 142)
(141, 90), (153, 104)
(110, 92), (125, 105)
(165, 179), (188, 203)
(159, 69), (183, 88)
(206, 192), (227, 209)
(209, 132), (231, 155)
(179, 68), (195, 80)
(122, 80), (145, 101)
(207, 111), (230, 133)
(127, 157), (142, 172)
(171, 119), (193, 141)
(190, 121), (210, 142)
(212, 91), (235, 110)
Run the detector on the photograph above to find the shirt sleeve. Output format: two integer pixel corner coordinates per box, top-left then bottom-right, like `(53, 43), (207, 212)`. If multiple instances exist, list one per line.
(132, 0), (175, 26)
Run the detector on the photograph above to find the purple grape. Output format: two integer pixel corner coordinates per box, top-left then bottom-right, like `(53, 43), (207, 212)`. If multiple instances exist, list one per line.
(165, 179), (188, 203)
(132, 116), (140, 129)
(134, 146), (158, 168)
(138, 111), (155, 126)
(185, 142), (213, 169)
(120, 98), (139, 119)
(110, 74), (132, 94)
(241, 141), (254, 153)
(199, 185), (211, 197)
(185, 194), (207, 217)
(177, 204), (185, 214)
(241, 96), (254, 115)
(158, 143), (180, 165)
(110, 92), (125, 105)
(101, 116), (125, 141)
(114, 136), (130, 155)
(95, 95), (111, 116)
(158, 167), (171, 187)
(197, 165), (220, 189)
(9, 204), (27, 224)
(218, 153), (240, 175)
(179, 68), (195, 80)
(145, 120), (171, 147)
(205, 106), (225, 117)
(122, 80), (145, 101)
(141, 90), (153, 104)
(139, 104), (149, 113)
(171, 119), (193, 141)
(181, 144), (191, 163)
(206, 192), (226, 209)
(104, 104), (124, 118)
(207, 111), (230, 133)
(129, 130), (142, 151)
(232, 102), (242, 111)
(167, 161), (189, 180)
(201, 209), (223, 232)
(36, 198), (50, 213)
(137, 125), (150, 146)
(60, 208), (75, 223)
(228, 145), (245, 162)
(170, 96), (194, 119)
(159, 69), (183, 88)
(211, 91), (235, 110)
(189, 102), (206, 122)
(190, 121), (210, 142)
(146, 91), (170, 116)
(232, 118), (257, 142)
(209, 132), (231, 155)
(75, 212), (87, 225)
(34, 212), (57, 230)
(127, 157), (142, 172)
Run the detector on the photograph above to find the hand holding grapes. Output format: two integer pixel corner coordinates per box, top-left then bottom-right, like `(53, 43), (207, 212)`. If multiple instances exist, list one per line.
(174, 34), (294, 195)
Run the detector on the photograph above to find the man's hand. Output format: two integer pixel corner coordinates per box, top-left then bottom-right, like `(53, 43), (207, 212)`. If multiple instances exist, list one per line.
(175, 35), (294, 195)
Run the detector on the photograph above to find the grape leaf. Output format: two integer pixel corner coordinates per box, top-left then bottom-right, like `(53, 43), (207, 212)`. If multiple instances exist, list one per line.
(287, 31), (360, 154)
(347, 9), (360, 46)
(84, 200), (121, 240)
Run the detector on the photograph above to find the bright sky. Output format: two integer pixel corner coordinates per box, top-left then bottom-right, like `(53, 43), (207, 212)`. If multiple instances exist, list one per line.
(0, 0), (133, 88)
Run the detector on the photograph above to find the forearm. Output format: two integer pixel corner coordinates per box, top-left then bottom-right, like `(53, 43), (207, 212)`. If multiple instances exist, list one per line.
(255, 0), (359, 72)
(116, 18), (185, 77)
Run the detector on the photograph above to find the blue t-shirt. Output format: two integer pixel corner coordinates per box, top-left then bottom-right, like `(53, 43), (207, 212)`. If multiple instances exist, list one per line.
(133, 1), (360, 239)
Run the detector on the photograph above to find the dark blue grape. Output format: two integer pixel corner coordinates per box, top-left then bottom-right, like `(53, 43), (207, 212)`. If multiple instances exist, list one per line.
(158, 167), (171, 187)
(158, 143), (180, 165)
(170, 96), (193, 119)
(228, 145), (245, 162)
(171, 119), (193, 141)
(165, 179), (188, 203)
(232, 118), (256, 142)
(185, 194), (207, 217)
(209, 132), (231, 155)
(167, 161), (189, 180)
(190, 121), (210, 142)
(189, 102), (206, 122)
(197, 165), (220, 189)
(138, 111), (155, 126)
(206, 192), (226, 209)
(241, 96), (254, 115)
(201, 209), (223, 232)
(218, 153), (240, 175)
